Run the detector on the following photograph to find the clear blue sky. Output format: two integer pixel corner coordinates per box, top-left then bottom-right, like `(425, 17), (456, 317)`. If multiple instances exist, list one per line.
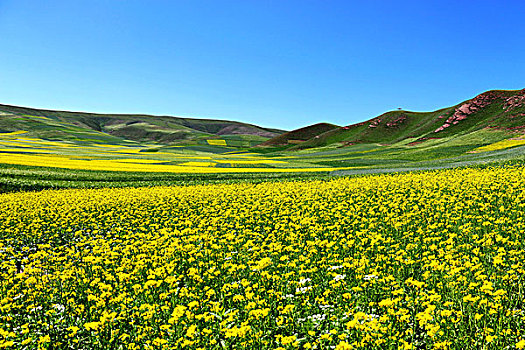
(0, 1), (524, 130)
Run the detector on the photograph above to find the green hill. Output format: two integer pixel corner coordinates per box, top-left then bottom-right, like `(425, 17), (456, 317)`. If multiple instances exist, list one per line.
(294, 89), (525, 149)
(0, 104), (284, 147)
(2, 88), (525, 188)
(242, 88), (525, 175)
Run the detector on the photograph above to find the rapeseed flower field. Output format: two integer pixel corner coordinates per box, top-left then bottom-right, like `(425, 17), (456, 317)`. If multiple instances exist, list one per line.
(0, 135), (339, 173)
(472, 137), (525, 153)
(2, 167), (525, 349)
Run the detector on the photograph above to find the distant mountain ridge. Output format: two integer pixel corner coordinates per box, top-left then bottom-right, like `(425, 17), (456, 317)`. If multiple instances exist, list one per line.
(2, 88), (525, 151)
(0, 104), (284, 146)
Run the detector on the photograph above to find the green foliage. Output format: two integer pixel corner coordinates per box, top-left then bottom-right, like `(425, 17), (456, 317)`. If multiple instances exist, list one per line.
(0, 164), (330, 193)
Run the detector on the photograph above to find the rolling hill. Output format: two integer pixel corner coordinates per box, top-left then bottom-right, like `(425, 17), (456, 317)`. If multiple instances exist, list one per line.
(257, 122), (339, 147)
(0, 104), (285, 147)
(246, 88), (525, 174)
(283, 88), (525, 150)
(2, 88), (525, 189)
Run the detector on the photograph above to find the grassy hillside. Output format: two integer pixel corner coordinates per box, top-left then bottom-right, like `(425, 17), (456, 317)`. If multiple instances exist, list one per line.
(2, 88), (525, 191)
(295, 89), (525, 149)
(247, 88), (525, 177)
(257, 122), (339, 148)
(0, 104), (284, 146)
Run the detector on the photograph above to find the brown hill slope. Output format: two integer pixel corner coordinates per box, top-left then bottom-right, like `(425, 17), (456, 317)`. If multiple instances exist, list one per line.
(257, 122), (339, 147)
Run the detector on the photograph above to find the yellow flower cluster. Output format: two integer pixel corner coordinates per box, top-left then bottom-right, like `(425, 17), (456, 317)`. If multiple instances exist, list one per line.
(0, 134), (336, 172)
(206, 140), (227, 146)
(0, 153), (331, 173)
(0, 130), (28, 137)
(472, 136), (525, 153)
(2, 166), (525, 348)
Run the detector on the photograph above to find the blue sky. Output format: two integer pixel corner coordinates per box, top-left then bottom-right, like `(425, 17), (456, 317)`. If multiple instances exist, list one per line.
(0, 1), (524, 130)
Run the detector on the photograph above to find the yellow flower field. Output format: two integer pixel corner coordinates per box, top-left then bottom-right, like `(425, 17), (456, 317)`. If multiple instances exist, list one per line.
(0, 153), (335, 173)
(472, 136), (525, 153)
(2, 167), (525, 349)
(207, 140), (228, 146)
(0, 135), (337, 173)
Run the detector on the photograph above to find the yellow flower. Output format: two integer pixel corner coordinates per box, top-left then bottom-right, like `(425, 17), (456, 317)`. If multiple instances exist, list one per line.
(152, 338), (168, 346)
(335, 341), (352, 350)
(253, 257), (272, 270)
(67, 326), (80, 336)
(186, 325), (197, 338)
(38, 335), (51, 344)
(486, 335), (496, 343)
(379, 298), (395, 307)
(84, 321), (102, 331)
(280, 335), (296, 345)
